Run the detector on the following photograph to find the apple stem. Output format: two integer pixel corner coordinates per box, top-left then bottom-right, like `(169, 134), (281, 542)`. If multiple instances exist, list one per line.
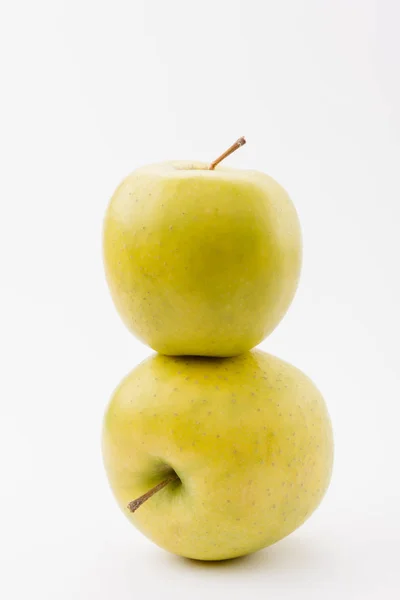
(209, 136), (247, 170)
(127, 473), (180, 513)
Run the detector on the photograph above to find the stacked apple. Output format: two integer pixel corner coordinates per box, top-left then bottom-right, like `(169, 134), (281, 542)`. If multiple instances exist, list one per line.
(102, 138), (333, 561)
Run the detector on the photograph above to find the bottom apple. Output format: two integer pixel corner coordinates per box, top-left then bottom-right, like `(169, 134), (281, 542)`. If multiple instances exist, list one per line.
(102, 350), (333, 561)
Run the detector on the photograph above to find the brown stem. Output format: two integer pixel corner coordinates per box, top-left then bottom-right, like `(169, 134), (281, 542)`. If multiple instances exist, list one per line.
(127, 473), (179, 513)
(209, 136), (246, 170)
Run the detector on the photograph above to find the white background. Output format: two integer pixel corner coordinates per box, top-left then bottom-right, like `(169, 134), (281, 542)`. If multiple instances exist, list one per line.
(1, 0), (399, 598)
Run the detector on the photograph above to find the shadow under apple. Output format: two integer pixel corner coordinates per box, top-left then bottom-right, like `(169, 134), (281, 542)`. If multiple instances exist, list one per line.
(161, 532), (330, 574)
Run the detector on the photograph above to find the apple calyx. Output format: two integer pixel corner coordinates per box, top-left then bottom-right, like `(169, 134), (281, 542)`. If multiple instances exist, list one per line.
(127, 473), (180, 513)
(209, 136), (246, 170)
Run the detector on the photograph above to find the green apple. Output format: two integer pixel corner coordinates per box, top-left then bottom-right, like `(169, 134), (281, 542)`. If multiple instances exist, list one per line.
(102, 350), (333, 561)
(103, 147), (302, 356)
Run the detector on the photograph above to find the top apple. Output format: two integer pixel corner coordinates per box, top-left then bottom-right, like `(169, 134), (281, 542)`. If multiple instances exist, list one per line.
(103, 143), (301, 357)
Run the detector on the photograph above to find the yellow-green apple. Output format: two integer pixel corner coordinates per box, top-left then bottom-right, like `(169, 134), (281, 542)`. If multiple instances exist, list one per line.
(103, 139), (302, 356)
(102, 350), (333, 561)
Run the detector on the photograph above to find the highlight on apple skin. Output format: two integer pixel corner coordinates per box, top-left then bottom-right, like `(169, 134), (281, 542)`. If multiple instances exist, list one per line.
(102, 350), (333, 561)
(103, 161), (302, 357)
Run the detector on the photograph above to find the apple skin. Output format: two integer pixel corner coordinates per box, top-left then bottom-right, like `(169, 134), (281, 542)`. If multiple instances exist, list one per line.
(102, 350), (333, 561)
(103, 162), (302, 356)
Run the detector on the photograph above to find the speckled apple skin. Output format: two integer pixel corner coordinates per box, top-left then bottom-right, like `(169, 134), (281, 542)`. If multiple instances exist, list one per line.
(103, 162), (302, 357)
(102, 350), (333, 561)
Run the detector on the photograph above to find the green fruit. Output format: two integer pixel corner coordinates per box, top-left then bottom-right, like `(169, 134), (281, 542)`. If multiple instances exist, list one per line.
(103, 162), (301, 356)
(102, 350), (333, 561)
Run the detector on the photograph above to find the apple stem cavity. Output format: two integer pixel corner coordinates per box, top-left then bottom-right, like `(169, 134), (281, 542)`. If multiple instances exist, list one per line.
(127, 473), (180, 513)
(209, 136), (246, 170)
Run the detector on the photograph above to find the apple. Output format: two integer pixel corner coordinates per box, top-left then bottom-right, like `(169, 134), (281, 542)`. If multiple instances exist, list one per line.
(102, 349), (333, 561)
(103, 139), (302, 356)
